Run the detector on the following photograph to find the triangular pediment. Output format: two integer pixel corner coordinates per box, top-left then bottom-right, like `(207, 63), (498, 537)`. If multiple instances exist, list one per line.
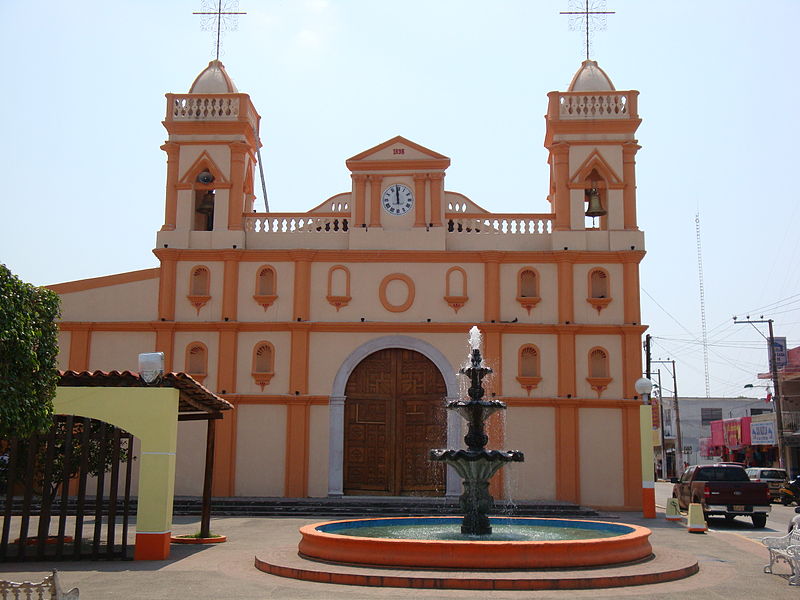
(346, 136), (450, 172)
(178, 151), (230, 187)
(568, 150), (623, 189)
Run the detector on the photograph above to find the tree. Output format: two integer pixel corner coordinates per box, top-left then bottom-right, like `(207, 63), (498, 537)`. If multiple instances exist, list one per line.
(0, 264), (60, 439)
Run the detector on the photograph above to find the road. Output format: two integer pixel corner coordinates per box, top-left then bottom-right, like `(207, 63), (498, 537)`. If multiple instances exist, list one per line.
(655, 481), (796, 541)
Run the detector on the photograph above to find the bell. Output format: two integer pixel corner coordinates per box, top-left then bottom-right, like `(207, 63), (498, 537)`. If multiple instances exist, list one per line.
(585, 188), (607, 217)
(197, 191), (215, 215)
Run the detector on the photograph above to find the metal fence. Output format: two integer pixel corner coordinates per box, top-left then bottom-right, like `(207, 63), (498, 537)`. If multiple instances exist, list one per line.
(0, 416), (135, 561)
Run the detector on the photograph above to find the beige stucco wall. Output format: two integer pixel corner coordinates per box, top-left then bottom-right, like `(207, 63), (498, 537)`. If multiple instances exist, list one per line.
(59, 278), (158, 322)
(174, 420), (207, 496)
(88, 332), (156, 372)
(234, 404), (287, 496)
(579, 407), (624, 507)
(307, 263), (489, 323)
(307, 262), (486, 324)
(499, 264), (558, 324)
(235, 331), (291, 395)
(236, 261), (294, 322)
(173, 332), (219, 391)
(572, 263), (624, 324)
(574, 334), (623, 398)
(505, 406), (556, 500)
(500, 334), (558, 398)
(307, 404), (329, 497)
(174, 261), (224, 321)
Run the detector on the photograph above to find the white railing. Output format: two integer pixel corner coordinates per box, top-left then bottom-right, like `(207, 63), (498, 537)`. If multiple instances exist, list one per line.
(245, 213), (350, 234)
(167, 93), (260, 132)
(549, 91), (638, 120)
(445, 213), (553, 235)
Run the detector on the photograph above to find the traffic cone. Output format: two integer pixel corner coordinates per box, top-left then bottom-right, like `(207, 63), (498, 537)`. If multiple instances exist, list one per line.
(665, 497), (682, 521)
(687, 502), (707, 533)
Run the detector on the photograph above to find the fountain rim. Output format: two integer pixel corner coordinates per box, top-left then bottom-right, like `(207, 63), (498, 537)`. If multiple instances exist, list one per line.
(305, 516), (644, 544)
(298, 516), (653, 569)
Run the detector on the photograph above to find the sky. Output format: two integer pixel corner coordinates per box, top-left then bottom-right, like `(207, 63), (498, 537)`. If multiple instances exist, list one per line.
(1, 0), (797, 400)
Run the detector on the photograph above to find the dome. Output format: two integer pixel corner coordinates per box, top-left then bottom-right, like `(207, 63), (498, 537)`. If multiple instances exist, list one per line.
(189, 60), (238, 94)
(567, 60), (615, 92)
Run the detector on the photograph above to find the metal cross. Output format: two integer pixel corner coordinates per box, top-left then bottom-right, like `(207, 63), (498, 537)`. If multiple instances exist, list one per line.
(194, 0), (246, 61)
(560, 0), (615, 61)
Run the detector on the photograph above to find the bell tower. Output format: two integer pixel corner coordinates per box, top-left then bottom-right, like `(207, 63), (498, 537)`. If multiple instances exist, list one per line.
(544, 60), (643, 252)
(156, 60), (261, 251)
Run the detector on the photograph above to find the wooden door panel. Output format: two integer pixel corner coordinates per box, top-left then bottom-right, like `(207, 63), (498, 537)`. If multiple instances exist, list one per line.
(344, 348), (445, 496)
(344, 397), (393, 493)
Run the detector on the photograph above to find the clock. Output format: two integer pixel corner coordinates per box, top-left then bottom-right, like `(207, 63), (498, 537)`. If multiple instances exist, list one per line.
(381, 183), (414, 216)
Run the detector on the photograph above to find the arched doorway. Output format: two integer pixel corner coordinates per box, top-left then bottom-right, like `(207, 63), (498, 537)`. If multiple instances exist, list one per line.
(343, 348), (446, 496)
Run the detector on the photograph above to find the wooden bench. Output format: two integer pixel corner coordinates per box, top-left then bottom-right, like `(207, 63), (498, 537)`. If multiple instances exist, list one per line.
(0, 570), (79, 599)
(762, 528), (800, 586)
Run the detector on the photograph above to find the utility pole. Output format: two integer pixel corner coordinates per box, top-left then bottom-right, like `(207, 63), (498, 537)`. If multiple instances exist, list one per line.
(653, 359), (684, 472)
(733, 317), (786, 470)
(656, 369), (667, 479)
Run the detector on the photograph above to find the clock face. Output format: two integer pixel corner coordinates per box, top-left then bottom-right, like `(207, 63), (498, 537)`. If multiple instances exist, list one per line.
(381, 183), (414, 216)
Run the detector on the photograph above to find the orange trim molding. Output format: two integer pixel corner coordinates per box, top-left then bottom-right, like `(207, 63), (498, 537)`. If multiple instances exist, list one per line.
(587, 297), (612, 313)
(327, 266), (351, 311)
(252, 341), (275, 391)
(187, 294), (211, 315)
(379, 273), (415, 313)
(47, 268), (160, 294)
(253, 294), (277, 311)
(444, 266), (468, 313)
(444, 296), (468, 313)
(586, 376), (612, 397)
(516, 376), (542, 396)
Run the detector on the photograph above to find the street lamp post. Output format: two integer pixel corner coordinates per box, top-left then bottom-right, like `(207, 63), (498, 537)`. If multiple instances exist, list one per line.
(635, 377), (656, 519)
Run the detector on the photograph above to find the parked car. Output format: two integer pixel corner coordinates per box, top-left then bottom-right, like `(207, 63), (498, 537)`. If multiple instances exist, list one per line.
(672, 464), (771, 528)
(746, 467), (788, 502)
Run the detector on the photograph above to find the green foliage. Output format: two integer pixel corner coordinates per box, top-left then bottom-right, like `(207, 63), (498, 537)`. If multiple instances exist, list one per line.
(0, 264), (61, 438)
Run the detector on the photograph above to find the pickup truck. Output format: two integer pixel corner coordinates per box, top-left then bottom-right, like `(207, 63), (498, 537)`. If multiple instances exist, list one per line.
(672, 464), (771, 528)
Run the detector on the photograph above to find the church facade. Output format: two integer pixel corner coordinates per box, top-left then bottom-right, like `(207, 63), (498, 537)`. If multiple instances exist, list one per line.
(51, 58), (647, 510)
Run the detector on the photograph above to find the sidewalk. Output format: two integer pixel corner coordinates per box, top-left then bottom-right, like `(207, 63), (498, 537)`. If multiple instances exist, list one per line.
(0, 511), (797, 599)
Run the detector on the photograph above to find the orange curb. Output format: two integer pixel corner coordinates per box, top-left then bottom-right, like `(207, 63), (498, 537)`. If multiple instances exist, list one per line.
(170, 535), (228, 544)
(254, 552), (700, 590)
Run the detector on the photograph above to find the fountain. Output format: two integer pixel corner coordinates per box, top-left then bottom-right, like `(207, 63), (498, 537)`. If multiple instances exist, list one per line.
(429, 326), (524, 535)
(255, 328), (699, 588)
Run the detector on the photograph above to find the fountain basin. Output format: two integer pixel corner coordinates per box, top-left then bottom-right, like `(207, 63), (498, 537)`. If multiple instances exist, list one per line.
(299, 516), (652, 569)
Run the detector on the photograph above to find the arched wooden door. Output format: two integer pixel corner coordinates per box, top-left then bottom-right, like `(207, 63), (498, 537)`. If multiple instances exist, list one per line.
(344, 348), (446, 496)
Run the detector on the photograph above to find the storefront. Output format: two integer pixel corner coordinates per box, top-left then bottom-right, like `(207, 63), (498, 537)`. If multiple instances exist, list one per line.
(700, 414), (778, 467)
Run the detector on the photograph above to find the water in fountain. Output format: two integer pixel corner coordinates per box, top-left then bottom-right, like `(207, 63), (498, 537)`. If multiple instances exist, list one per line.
(430, 326), (524, 535)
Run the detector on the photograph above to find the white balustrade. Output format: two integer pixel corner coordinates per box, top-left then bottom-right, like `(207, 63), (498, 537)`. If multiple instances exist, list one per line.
(172, 96), (240, 120)
(445, 214), (553, 235)
(245, 214), (350, 234)
(557, 92), (632, 119)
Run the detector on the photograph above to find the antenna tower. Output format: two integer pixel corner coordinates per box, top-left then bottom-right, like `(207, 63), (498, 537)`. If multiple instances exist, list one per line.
(696, 212), (710, 396)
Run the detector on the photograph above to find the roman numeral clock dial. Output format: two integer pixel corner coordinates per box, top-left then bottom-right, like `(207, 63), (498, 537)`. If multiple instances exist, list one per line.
(381, 183), (414, 216)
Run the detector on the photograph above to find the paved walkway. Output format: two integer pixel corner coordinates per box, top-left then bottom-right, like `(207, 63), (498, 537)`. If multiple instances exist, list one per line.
(0, 510), (797, 599)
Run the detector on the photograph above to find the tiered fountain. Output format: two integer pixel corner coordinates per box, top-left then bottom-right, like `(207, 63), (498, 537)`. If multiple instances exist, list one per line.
(429, 330), (524, 535)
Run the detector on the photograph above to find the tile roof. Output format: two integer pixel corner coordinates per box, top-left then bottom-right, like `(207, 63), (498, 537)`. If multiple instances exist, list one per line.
(58, 370), (233, 415)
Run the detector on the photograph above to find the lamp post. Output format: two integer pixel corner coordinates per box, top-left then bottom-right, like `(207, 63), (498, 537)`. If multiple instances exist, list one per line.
(635, 377), (656, 518)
